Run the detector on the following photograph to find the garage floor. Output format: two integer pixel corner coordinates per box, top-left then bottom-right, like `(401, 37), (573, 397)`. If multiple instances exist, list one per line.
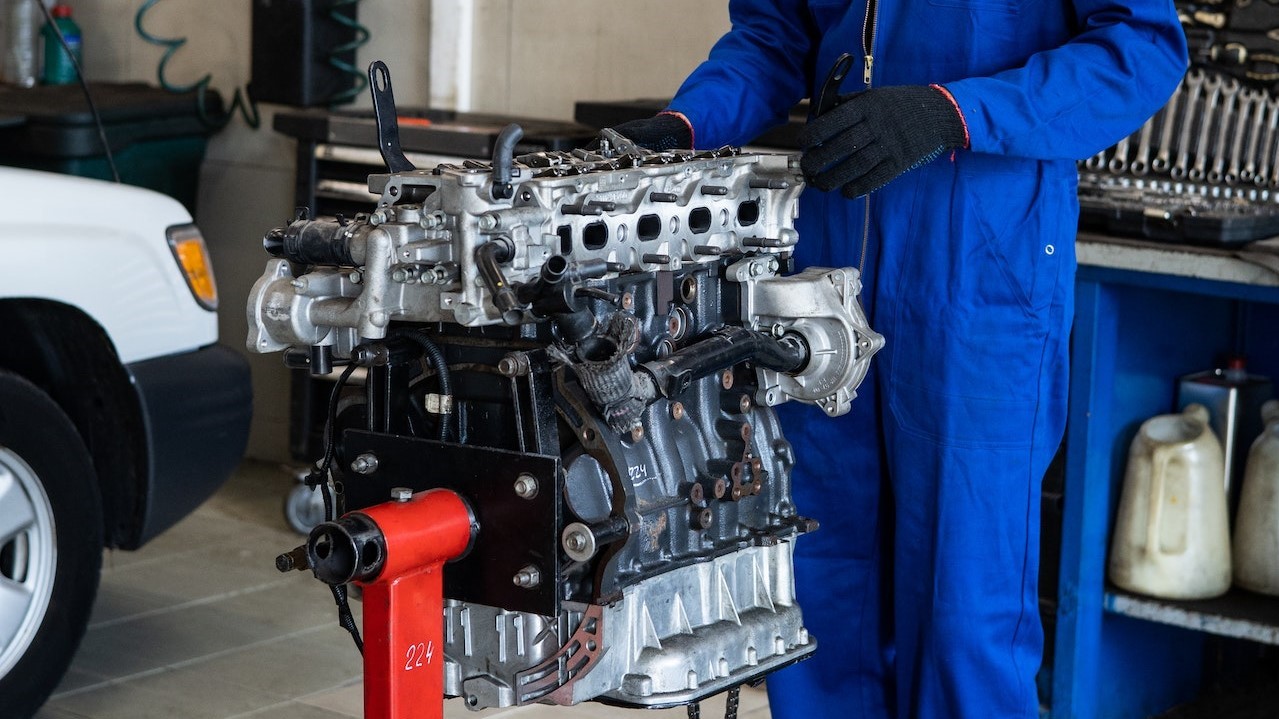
(33, 461), (772, 719)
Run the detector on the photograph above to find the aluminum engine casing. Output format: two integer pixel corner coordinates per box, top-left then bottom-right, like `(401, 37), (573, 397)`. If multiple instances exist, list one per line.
(247, 142), (882, 710)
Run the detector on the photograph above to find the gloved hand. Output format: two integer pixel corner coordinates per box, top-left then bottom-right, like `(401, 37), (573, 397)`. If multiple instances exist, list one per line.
(609, 111), (694, 151)
(801, 85), (968, 198)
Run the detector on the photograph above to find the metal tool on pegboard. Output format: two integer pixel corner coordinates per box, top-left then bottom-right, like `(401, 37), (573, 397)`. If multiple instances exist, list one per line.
(1076, 0), (1279, 244)
(1077, 66), (1279, 244)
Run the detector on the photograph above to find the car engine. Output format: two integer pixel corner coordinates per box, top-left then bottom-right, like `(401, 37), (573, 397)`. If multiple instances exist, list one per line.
(247, 63), (882, 715)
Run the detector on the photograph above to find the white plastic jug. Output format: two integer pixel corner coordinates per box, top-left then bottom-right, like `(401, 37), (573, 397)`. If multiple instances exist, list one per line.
(1109, 404), (1232, 599)
(1232, 400), (1279, 596)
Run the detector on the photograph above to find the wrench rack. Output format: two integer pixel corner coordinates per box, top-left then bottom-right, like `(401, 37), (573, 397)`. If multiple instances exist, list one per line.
(1078, 68), (1279, 245)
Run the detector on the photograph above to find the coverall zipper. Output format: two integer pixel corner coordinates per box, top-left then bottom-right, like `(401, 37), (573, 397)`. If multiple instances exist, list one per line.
(859, 0), (880, 274)
(862, 0), (879, 86)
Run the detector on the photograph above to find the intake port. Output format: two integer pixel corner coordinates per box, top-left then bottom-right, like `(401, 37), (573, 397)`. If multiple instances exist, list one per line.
(637, 214), (662, 242)
(583, 221), (609, 250)
(689, 207), (712, 234)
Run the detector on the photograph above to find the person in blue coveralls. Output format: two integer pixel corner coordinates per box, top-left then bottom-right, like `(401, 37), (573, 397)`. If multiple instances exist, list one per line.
(612, 0), (1187, 717)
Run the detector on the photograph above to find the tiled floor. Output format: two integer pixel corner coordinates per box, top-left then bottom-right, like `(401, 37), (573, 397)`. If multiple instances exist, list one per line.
(34, 461), (772, 719)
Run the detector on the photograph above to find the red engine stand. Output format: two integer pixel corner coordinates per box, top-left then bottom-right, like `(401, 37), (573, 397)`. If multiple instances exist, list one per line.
(354, 488), (473, 719)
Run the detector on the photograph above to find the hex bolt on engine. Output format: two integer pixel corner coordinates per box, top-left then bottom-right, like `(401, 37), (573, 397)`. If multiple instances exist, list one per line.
(513, 473), (539, 499)
(351, 452), (379, 475)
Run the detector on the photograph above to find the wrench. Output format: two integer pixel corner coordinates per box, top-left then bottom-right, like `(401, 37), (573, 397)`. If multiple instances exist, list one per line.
(1107, 133), (1131, 173)
(1227, 90), (1258, 184)
(1189, 74), (1225, 182)
(1241, 91), (1267, 183)
(1152, 82), (1184, 173)
(1269, 134), (1279, 188)
(1130, 111), (1158, 175)
(1172, 71), (1206, 179)
(1083, 150), (1107, 171)
(1255, 96), (1279, 186)
(1209, 80), (1241, 183)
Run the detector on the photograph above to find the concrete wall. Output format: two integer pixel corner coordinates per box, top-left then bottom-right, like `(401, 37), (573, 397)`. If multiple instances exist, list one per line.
(448, 0), (729, 120)
(72, 0), (728, 461)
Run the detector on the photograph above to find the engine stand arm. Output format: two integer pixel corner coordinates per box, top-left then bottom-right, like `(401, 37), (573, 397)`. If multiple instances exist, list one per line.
(311, 489), (475, 719)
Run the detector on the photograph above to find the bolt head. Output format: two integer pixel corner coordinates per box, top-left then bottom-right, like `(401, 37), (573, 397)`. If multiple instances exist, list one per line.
(512, 564), (541, 588)
(562, 522), (599, 562)
(689, 483), (705, 504)
(671, 402), (685, 421)
(350, 453), (379, 475)
(696, 508), (714, 529)
(391, 487), (413, 502)
(514, 474), (539, 499)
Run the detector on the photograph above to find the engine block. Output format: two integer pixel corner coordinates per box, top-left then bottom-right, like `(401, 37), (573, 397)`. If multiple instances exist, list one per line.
(248, 125), (882, 710)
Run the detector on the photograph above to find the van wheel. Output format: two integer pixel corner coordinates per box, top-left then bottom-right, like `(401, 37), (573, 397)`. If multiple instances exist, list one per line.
(0, 371), (101, 719)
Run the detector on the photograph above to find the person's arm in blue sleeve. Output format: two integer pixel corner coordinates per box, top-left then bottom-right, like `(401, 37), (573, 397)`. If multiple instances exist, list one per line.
(666, 0), (817, 149)
(943, 0), (1188, 159)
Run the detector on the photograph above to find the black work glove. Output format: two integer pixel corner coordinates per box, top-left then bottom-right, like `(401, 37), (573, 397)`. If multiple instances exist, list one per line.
(609, 112), (694, 151)
(801, 85), (968, 198)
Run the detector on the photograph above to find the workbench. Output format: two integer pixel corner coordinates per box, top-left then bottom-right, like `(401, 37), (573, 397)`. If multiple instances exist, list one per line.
(1048, 233), (1279, 718)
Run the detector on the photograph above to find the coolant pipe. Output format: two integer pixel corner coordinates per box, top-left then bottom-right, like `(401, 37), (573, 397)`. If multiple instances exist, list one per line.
(640, 326), (808, 399)
(307, 489), (475, 719)
(474, 237), (522, 324)
(490, 123), (524, 200)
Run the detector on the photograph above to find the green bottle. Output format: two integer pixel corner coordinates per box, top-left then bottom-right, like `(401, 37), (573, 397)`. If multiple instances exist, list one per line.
(41, 4), (82, 86)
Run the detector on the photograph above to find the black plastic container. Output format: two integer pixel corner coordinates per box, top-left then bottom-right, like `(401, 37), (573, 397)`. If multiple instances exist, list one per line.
(0, 83), (221, 211)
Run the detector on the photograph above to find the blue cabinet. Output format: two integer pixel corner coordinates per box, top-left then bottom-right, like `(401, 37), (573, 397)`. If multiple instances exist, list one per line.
(1049, 236), (1279, 718)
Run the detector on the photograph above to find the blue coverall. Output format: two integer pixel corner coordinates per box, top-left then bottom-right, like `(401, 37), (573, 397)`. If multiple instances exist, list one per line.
(666, 0), (1187, 716)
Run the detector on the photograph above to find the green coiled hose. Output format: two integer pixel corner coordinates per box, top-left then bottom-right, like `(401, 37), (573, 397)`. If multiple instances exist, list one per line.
(134, 0), (260, 129)
(326, 0), (369, 107)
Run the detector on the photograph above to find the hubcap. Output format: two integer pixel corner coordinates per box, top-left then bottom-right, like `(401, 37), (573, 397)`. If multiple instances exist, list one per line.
(0, 447), (56, 679)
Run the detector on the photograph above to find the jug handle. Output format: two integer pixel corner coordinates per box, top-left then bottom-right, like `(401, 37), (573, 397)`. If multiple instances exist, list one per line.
(1145, 444), (1175, 556)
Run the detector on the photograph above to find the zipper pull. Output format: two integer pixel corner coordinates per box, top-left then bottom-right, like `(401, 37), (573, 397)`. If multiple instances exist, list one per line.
(863, 55), (874, 86)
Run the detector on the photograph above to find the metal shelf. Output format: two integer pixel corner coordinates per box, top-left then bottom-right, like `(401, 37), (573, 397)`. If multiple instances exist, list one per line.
(1104, 586), (1279, 646)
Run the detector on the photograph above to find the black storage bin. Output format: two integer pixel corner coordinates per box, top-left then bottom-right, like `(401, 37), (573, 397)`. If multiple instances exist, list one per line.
(0, 83), (222, 211)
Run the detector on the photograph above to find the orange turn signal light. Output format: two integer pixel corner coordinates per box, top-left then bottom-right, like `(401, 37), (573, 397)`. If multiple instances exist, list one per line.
(166, 224), (218, 311)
